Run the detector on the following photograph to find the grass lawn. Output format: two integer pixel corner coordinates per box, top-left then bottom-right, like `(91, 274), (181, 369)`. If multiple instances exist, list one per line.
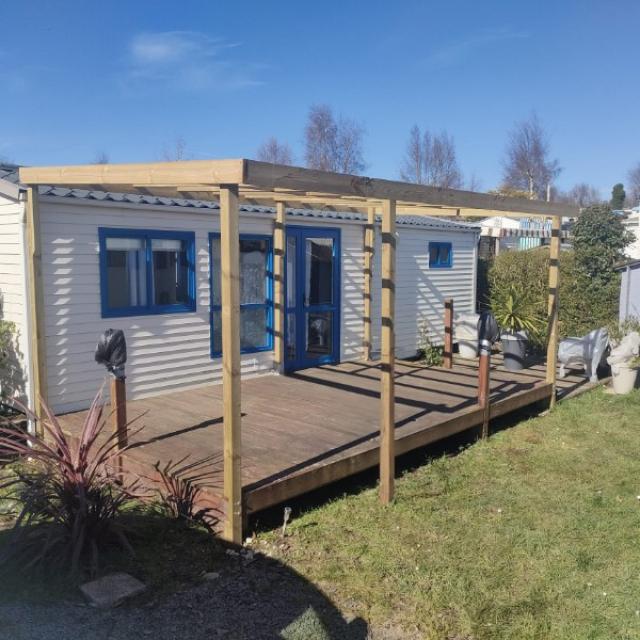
(262, 387), (640, 639)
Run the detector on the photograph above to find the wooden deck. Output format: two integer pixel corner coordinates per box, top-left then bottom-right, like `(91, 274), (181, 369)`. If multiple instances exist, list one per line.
(57, 357), (590, 518)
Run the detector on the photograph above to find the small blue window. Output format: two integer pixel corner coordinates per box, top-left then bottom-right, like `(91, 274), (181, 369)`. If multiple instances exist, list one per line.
(429, 242), (453, 268)
(99, 228), (196, 318)
(209, 233), (273, 356)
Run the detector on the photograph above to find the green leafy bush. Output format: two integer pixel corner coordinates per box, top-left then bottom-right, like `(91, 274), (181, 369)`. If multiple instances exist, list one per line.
(0, 319), (14, 369)
(417, 321), (444, 366)
(0, 317), (17, 418)
(487, 245), (618, 346)
(607, 316), (640, 347)
(490, 285), (544, 336)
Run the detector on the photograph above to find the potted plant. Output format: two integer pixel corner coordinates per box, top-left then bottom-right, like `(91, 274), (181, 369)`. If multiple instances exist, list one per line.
(490, 285), (543, 371)
(607, 330), (640, 394)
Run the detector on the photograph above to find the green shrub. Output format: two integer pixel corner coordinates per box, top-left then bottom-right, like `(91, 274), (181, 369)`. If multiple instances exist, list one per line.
(490, 285), (545, 336)
(417, 321), (444, 366)
(573, 205), (631, 282)
(0, 319), (15, 376)
(607, 316), (640, 347)
(487, 245), (618, 346)
(0, 318), (16, 417)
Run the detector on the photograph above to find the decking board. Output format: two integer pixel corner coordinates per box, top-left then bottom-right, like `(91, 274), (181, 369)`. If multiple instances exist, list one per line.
(56, 357), (590, 518)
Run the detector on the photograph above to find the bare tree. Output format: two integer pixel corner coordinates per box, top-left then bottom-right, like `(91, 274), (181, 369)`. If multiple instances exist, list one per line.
(304, 104), (365, 174)
(557, 183), (602, 208)
(502, 113), (561, 199)
(628, 162), (640, 207)
(401, 126), (424, 184)
(400, 126), (463, 188)
(162, 136), (188, 161)
(466, 174), (482, 192)
(256, 137), (293, 165)
(94, 151), (110, 164)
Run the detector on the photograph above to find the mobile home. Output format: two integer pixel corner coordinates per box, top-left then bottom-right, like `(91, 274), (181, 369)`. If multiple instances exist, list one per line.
(0, 164), (479, 415)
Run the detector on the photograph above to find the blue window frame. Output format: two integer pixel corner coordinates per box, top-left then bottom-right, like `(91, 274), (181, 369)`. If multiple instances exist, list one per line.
(209, 233), (273, 357)
(429, 241), (453, 269)
(98, 228), (196, 318)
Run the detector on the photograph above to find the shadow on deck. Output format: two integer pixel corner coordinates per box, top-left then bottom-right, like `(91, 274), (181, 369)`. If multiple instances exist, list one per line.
(57, 357), (592, 519)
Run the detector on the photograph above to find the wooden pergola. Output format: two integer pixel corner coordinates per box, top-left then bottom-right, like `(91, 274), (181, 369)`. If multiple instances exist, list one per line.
(19, 159), (579, 543)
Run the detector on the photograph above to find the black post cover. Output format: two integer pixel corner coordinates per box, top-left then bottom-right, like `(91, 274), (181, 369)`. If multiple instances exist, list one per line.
(95, 329), (127, 380)
(477, 312), (500, 355)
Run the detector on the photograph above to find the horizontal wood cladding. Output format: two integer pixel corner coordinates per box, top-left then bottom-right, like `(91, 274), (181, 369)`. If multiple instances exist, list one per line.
(39, 201), (274, 412)
(0, 198), (30, 403)
(371, 227), (478, 358)
(39, 200), (370, 412)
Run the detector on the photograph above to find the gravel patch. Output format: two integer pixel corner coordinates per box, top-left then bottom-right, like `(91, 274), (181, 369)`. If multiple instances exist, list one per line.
(0, 554), (414, 640)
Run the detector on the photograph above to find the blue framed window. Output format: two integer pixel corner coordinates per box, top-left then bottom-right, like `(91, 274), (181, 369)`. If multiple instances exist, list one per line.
(99, 228), (196, 318)
(209, 233), (273, 356)
(429, 241), (453, 268)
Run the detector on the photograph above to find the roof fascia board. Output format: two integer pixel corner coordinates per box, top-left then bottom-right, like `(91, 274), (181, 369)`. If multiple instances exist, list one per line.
(0, 177), (21, 201)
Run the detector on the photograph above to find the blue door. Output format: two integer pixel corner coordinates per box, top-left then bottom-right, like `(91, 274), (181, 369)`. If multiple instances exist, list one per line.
(285, 226), (341, 372)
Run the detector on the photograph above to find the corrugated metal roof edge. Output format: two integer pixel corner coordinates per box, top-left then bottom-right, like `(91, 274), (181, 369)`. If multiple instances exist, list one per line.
(1, 165), (480, 233)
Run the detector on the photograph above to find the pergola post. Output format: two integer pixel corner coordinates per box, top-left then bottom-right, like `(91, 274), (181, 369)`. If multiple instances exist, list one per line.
(363, 206), (376, 361)
(273, 202), (286, 371)
(25, 187), (47, 430)
(546, 215), (561, 407)
(220, 185), (243, 543)
(379, 199), (396, 504)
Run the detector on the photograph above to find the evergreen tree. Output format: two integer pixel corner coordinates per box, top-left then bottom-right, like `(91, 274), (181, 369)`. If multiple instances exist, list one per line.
(610, 183), (626, 209)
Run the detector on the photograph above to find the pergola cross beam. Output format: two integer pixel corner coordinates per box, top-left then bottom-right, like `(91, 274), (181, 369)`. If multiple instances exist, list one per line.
(19, 158), (578, 218)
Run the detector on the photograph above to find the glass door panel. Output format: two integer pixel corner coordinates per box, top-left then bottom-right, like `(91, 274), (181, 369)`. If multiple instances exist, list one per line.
(284, 227), (340, 371)
(305, 311), (333, 359)
(305, 238), (334, 305)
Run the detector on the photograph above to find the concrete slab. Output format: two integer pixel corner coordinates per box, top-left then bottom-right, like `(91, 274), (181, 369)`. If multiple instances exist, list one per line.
(80, 572), (146, 608)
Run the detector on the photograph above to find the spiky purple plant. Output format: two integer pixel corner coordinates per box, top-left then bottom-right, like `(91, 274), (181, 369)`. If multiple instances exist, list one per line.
(0, 390), (140, 575)
(149, 455), (221, 533)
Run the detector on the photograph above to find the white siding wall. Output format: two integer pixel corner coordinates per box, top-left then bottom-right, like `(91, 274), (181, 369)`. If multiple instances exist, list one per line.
(39, 199), (368, 414)
(0, 195), (30, 402)
(371, 225), (479, 358)
(38, 196), (476, 413)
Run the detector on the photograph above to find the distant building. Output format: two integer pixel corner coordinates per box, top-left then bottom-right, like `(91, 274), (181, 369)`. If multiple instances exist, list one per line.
(479, 216), (568, 258)
(621, 206), (640, 260)
(616, 259), (640, 322)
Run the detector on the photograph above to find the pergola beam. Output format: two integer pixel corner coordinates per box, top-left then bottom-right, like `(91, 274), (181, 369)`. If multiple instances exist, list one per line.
(20, 159), (578, 218)
(242, 160), (577, 218)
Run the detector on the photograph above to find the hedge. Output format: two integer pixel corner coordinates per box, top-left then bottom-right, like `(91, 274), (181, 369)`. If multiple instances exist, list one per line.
(486, 246), (620, 346)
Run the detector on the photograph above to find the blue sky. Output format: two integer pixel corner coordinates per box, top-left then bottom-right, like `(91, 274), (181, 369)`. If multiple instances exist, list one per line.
(1, 0), (638, 196)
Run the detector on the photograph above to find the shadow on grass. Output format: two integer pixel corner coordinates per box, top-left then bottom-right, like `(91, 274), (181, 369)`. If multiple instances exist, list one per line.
(0, 513), (370, 639)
